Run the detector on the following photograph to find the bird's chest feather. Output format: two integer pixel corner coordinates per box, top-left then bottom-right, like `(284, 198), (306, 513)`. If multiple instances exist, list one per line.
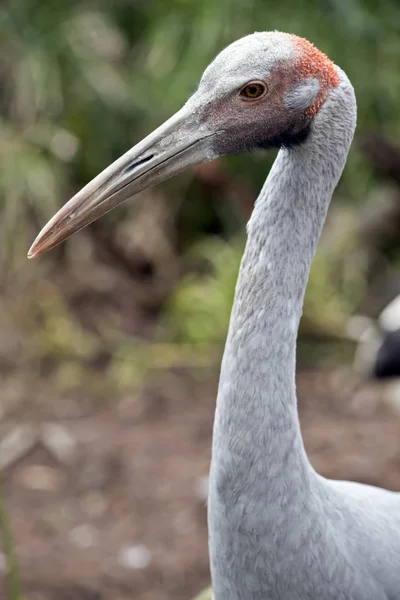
(208, 482), (386, 600)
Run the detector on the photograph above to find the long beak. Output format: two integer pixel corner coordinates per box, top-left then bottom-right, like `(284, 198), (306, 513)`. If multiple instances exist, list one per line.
(28, 105), (219, 258)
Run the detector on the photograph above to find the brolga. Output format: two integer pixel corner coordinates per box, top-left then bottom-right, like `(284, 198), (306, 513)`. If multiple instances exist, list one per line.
(351, 295), (400, 380)
(29, 32), (400, 600)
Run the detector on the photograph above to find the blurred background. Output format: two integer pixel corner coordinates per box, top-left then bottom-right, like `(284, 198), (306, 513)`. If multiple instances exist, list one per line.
(1, 0), (400, 598)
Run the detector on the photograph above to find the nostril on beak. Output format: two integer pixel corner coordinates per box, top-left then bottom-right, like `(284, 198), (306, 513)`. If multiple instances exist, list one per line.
(123, 154), (154, 174)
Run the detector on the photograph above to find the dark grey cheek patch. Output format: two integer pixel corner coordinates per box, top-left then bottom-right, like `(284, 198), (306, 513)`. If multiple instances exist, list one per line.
(212, 117), (312, 156)
(257, 120), (312, 150)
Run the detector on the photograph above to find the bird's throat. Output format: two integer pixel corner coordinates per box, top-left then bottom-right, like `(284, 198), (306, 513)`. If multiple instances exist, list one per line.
(208, 69), (357, 599)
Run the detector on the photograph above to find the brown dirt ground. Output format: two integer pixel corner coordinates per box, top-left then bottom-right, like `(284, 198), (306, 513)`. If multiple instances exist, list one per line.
(1, 367), (400, 600)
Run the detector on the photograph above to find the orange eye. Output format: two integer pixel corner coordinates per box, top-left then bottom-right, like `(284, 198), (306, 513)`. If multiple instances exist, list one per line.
(240, 82), (267, 100)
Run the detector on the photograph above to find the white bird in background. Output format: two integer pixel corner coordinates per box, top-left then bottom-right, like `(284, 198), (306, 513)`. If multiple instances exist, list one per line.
(349, 295), (400, 413)
(28, 32), (400, 599)
(350, 295), (400, 379)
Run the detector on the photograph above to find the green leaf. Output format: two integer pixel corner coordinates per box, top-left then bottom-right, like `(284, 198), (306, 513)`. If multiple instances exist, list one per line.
(192, 587), (212, 600)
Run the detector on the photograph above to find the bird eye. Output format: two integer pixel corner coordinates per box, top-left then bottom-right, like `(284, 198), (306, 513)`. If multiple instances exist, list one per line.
(240, 81), (267, 100)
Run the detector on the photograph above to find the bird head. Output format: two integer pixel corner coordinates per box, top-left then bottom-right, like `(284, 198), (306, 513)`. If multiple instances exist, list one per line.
(28, 32), (339, 258)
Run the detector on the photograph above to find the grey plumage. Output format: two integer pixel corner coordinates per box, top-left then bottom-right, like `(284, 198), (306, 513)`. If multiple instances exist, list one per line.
(283, 78), (320, 112)
(28, 31), (400, 600)
(208, 37), (400, 600)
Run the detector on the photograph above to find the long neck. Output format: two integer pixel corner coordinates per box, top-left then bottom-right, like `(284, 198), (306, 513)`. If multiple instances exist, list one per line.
(210, 70), (356, 507)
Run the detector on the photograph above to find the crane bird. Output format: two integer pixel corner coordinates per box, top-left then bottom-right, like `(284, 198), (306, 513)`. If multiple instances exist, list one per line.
(350, 295), (400, 380)
(28, 32), (400, 599)
(349, 296), (400, 413)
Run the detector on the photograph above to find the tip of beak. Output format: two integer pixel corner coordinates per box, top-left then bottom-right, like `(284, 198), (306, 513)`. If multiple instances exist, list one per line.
(27, 243), (40, 259)
(27, 234), (57, 259)
(27, 233), (51, 259)
(26, 208), (67, 259)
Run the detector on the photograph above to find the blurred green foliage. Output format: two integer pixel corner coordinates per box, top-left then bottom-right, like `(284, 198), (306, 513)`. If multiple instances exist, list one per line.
(167, 237), (243, 345)
(2, 0), (400, 253)
(0, 4), (399, 597)
(1, 0), (400, 359)
(192, 587), (212, 600)
(0, 477), (22, 600)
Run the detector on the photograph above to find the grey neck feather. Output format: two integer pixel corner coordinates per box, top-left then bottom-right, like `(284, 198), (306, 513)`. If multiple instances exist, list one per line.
(208, 67), (356, 598)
